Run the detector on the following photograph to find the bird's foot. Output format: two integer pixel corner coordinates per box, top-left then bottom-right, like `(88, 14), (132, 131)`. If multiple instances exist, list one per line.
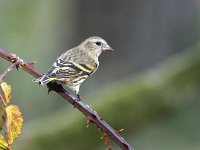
(77, 94), (81, 101)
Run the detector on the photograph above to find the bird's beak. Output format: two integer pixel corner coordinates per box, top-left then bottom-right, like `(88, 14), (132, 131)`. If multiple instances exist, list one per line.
(102, 44), (114, 51)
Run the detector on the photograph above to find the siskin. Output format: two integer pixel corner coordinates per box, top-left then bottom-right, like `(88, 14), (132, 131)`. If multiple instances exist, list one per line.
(33, 36), (113, 100)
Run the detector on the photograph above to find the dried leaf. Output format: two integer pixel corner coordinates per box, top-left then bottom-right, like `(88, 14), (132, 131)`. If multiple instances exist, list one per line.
(0, 83), (11, 104)
(6, 105), (23, 145)
(0, 135), (9, 150)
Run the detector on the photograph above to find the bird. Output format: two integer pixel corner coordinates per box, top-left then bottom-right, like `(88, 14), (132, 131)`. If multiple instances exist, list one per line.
(33, 36), (113, 100)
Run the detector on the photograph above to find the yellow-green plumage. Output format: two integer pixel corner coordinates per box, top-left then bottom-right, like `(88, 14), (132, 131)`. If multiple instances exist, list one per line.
(33, 36), (113, 99)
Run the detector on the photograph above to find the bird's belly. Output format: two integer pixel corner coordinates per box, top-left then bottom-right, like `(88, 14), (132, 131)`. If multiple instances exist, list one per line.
(60, 75), (87, 87)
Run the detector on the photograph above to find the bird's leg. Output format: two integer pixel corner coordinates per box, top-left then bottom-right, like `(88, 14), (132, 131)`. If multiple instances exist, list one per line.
(77, 94), (81, 101)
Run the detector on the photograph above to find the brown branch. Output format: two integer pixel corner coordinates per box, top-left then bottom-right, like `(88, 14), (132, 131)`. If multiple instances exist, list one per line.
(0, 48), (134, 150)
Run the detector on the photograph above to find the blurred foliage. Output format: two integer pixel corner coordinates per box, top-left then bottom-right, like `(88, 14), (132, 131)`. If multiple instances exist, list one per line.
(133, 100), (200, 150)
(14, 44), (200, 150)
(0, 82), (24, 150)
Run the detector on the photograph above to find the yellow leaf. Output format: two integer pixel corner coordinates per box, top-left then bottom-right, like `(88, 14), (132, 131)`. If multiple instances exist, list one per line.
(0, 135), (9, 150)
(0, 83), (11, 104)
(6, 105), (23, 145)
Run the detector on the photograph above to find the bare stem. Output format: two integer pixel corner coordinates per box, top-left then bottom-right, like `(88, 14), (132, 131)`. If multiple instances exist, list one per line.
(0, 60), (21, 82)
(0, 95), (7, 107)
(0, 48), (134, 150)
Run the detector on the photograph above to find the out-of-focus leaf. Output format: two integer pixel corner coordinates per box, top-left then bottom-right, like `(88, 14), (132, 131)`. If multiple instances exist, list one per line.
(0, 103), (6, 131)
(0, 82), (11, 104)
(6, 105), (23, 145)
(0, 135), (9, 150)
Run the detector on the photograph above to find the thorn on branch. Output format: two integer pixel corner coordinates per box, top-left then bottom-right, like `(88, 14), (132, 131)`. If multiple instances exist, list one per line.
(86, 118), (91, 128)
(101, 131), (112, 150)
(11, 53), (24, 64)
(27, 61), (37, 65)
(87, 115), (95, 124)
(116, 129), (124, 134)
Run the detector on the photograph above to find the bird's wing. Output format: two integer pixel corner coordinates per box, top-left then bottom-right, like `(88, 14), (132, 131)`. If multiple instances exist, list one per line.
(46, 58), (97, 80)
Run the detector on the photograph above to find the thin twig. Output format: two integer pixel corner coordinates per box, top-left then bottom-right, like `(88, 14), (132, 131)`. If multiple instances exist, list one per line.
(0, 59), (22, 106)
(0, 94), (7, 107)
(0, 48), (134, 150)
(0, 60), (22, 82)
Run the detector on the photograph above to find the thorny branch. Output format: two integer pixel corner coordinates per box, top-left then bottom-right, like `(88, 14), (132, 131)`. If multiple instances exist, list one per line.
(0, 48), (134, 150)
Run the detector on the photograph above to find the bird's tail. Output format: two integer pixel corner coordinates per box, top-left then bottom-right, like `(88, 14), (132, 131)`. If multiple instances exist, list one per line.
(33, 74), (57, 85)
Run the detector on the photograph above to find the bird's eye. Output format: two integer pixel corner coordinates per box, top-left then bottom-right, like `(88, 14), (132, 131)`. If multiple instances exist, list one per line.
(95, 42), (102, 46)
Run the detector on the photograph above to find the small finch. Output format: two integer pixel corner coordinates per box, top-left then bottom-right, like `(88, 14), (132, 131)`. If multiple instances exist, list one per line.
(33, 36), (113, 100)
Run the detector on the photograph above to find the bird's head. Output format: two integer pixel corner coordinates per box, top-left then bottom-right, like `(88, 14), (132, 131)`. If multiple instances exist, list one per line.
(81, 36), (113, 57)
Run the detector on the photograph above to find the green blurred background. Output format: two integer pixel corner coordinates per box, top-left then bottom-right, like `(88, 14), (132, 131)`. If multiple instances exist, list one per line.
(0, 0), (200, 150)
